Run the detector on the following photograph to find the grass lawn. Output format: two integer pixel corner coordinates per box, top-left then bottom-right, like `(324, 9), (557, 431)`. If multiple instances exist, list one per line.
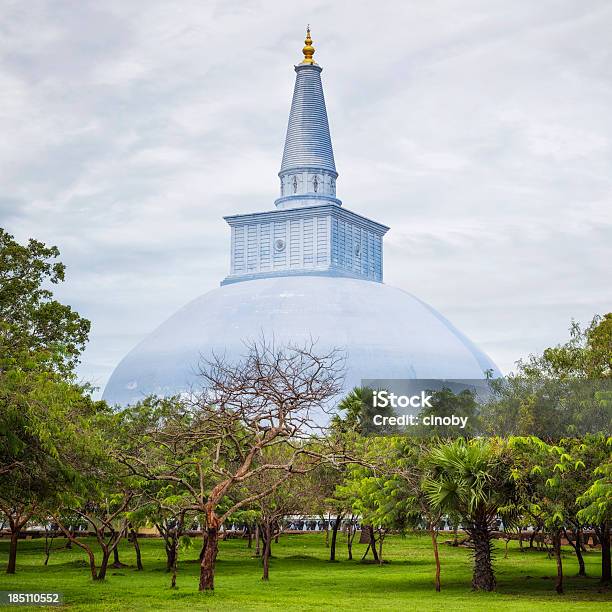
(0, 532), (610, 611)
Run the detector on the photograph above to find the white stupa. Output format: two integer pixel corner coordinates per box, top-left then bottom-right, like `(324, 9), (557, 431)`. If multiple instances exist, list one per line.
(103, 29), (499, 406)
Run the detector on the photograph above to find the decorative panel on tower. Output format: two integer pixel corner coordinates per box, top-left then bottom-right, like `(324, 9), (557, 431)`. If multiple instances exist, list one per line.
(330, 215), (382, 282)
(223, 205), (387, 285)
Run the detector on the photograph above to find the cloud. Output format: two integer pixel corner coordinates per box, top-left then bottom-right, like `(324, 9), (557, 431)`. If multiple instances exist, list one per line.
(1, 0), (611, 392)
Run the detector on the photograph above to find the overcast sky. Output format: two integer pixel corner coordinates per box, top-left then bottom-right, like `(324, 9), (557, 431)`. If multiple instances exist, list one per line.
(1, 0), (611, 394)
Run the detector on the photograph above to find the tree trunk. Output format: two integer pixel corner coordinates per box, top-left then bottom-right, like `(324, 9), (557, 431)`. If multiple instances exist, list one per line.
(170, 540), (179, 589)
(564, 528), (586, 576)
(247, 526), (252, 549)
(266, 525), (273, 559)
(330, 514), (342, 562)
(6, 531), (18, 574)
(369, 526), (379, 562)
(552, 530), (563, 594)
(111, 545), (126, 568)
(52, 516), (98, 580)
(97, 550), (111, 581)
(254, 524), (261, 557)
(131, 529), (143, 571)
(87, 553), (97, 580)
(169, 514), (186, 588)
(430, 526), (441, 592)
(199, 529), (206, 562)
(199, 527), (219, 591)
(324, 515), (330, 548)
(347, 517), (357, 560)
(44, 530), (55, 566)
(470, 523), (495, 592)
(599, 522), (611, 585)
(74, 544), (97, 581)
(580, 539), (588, 553)
(529, 528), (538, 549)
(166, 542), (176, 572)
(262, 523), (271, 581)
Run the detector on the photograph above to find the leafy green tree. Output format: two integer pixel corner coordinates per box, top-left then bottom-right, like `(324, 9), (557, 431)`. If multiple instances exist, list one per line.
(53, 490), (135, 581)
(112, 396), (193, 580)
(510, 437), (570, 593)
(482, 314), (611, 438)
(385, 437), (444, 590)
(239, 445), (313, 581)
(133, 483), (192, 584)
(338, 465), (392, 564)
(0, 229), (97, 575)
(340, 436), (445, 588)
(542, 314), (612, 380)
(509, 435), (610, 592)
(0, 366), (105, 574)
(558, 435), (610, 577)
(423, 438), (519, 591)
(302, 459), (352, 562)
(228, 509), (259, 550)
(577, 444), (612, 584)
(50, 406), (138, 583)
(0, 228), (89, 375)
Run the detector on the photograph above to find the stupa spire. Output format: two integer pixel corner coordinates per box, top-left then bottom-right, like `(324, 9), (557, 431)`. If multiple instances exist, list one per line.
(301, 26), (315, 64)
(275, 28), (340, 209)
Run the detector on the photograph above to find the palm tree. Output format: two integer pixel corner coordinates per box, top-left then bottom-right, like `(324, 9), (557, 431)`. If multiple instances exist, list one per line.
(423, 438), (518, 591)
(332, 387), (396, 435)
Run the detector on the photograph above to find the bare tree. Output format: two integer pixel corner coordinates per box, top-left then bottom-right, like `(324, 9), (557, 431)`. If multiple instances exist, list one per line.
(119, 338), (345, 591)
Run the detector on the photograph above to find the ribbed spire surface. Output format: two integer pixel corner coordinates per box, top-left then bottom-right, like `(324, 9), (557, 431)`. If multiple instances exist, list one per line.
(280, 64), (336, 174)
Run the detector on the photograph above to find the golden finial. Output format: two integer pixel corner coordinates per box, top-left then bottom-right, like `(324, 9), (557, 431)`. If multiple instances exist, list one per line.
(301, 25), (315, 64)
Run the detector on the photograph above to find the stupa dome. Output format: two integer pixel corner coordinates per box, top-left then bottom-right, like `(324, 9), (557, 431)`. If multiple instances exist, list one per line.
(103, 276), (499, 406)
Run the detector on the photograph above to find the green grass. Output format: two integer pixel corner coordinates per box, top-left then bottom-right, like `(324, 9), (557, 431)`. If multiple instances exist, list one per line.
(0, 533), (610, 610)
